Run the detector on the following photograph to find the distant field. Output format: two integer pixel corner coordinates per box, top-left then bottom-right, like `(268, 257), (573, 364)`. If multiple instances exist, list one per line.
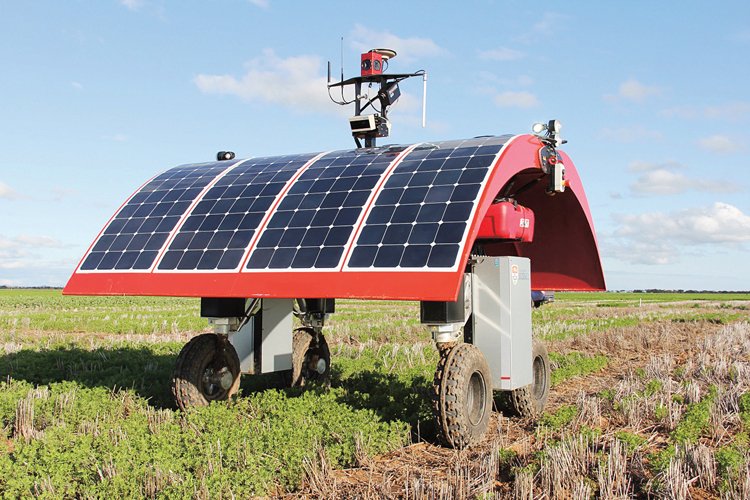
(1, 289), (749, 497)
(557, 291), (750, 303)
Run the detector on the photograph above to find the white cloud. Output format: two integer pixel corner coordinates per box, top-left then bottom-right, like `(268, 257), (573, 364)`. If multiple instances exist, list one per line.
(628, 161), (735, 196)
(0, 235), (67, 270)
(15, 235), (66, 248)
(195, 49), (333, 113)
(349, 24), (446, 63)
(0, 182), (19, 200)
(697, 135), (740, 154)
(630, 169), (694, 195)
(478, 47), (524, 61)
(614, 78), (662, 103)
(119, 0), (143, 11)
(71, 81), (83, 90)
(599, 126), (663, 143)
(606, 202), (750, 265)
(248, 0), (269, 7)
(661, 102), (750, 121)
(628, 160), (681, 172)
(615, 202), (750, 245)
(603, 238), (676, 265)
(493, 90), (539, 108)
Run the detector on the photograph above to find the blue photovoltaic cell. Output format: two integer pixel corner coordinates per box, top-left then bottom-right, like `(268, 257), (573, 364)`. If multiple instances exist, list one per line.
(347, 136), (510, 269)
(245, 147), (404, 270)
(157, 154), (317, 270)
(79, 162), (229, 271)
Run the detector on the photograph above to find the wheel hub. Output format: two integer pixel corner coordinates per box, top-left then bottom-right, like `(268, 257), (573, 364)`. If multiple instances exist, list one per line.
(202, 366), (233, 396)
(467, 371), (486, 426)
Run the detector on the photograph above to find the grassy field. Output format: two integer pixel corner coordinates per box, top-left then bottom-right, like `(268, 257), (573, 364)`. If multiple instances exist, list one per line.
(1, 289), (749, 497)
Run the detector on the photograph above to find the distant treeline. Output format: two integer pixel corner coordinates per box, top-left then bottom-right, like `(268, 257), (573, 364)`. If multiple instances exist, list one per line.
(0, 286), (63, 290)
(616, 289), (750, 294)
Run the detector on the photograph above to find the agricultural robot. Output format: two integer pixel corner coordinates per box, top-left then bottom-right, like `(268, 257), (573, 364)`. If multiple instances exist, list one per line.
(64, 49), (605, 448)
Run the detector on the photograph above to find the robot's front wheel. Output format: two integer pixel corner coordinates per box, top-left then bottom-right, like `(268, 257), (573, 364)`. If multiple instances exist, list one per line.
(433, 343), (493, 449)
(171, 333), (241, 410)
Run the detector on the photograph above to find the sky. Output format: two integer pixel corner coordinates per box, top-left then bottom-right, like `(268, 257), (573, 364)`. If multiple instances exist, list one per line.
(1, 1), (749, 291)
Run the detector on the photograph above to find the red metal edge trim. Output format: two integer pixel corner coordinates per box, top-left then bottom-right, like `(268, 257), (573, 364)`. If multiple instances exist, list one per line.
(62, 270), (461, 301)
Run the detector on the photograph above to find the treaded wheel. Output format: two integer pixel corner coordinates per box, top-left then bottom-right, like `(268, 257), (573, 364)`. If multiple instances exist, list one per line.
(497, 339), (550, 419)
(433, 343), (493, 449)
(171, 333), (241, 410)
(291, 327), (331, 387)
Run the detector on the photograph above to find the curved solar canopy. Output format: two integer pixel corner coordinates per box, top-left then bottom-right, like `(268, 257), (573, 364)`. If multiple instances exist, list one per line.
(64, 134), (605, 300)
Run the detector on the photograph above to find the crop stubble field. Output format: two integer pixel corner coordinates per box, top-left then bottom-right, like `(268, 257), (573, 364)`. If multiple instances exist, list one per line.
(0, 290), (749, 498)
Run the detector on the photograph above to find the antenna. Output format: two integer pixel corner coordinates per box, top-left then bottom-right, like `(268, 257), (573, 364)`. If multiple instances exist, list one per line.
(422, 72), (428, 128)
(327, 47), (428, 148)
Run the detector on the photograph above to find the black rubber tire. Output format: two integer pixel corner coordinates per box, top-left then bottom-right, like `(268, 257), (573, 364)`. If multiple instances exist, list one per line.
(171, 334), (241, 411)
(497, 339), (550, 419)
(291, 327), (331, 387)
(433, 343), (493, 449)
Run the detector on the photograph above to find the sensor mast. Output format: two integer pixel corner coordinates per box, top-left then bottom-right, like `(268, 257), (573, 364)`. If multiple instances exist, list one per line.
(328, 48), (426, 148)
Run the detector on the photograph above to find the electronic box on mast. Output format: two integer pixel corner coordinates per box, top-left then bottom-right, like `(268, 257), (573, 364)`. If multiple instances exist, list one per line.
(327, 48), (427, 148)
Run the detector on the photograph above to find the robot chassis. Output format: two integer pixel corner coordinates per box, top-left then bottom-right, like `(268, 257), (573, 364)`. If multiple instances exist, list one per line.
(172, 254), (550, 449)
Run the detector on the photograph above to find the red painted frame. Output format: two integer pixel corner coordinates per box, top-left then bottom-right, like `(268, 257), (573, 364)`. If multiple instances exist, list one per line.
(63, 134), (605, 300)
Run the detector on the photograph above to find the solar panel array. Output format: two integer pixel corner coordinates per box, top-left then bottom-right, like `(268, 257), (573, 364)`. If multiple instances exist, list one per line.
(346, 137), (508, 270)
(79, 162), (229, 271)
(78, 135), (510, 274)
(245, 148), (402, 270)
(158, 154), (316, 271)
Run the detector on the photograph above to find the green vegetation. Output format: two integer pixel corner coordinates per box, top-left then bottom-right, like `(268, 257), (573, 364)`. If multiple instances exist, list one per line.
(0, 289), (205, 335)
(548, 352), (608, 385)
(0, 289), (749, 496)
(0, 380), (408, 496)
(615, 431), (647, 453)
(540, 404), (578, 431)
(671, 386), (717, 444)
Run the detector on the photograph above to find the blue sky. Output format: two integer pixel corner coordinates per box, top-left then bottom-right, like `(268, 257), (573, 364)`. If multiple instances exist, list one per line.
(1, 1), (749, 290)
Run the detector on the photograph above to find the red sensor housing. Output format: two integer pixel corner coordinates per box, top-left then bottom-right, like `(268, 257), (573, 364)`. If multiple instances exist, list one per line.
(361, 51), (383, 76)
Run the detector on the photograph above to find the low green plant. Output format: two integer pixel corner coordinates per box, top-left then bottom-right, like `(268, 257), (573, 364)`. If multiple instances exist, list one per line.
(615, 430), (647, 453)
(644, 379), (662, 396)
(549, 352), (608, 385)
(540, 404), (578, 431)
(671, 386), (717, 444)
(599, 388), (615, 401)
(498, 447), (518, 464)
(738, 392), (750, 427)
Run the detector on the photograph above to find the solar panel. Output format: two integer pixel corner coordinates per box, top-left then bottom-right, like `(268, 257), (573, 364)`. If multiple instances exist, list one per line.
(79, 162), (231, 271)
(345, 136), (510, 270)
(156, 153), (318, 271)
(245, 147), (407, 270)
(76, 136), (511, 278)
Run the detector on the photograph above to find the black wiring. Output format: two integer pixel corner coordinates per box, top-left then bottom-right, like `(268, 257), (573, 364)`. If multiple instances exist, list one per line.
(327, 84), (355, 106)
(236, 298), (260, 331)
